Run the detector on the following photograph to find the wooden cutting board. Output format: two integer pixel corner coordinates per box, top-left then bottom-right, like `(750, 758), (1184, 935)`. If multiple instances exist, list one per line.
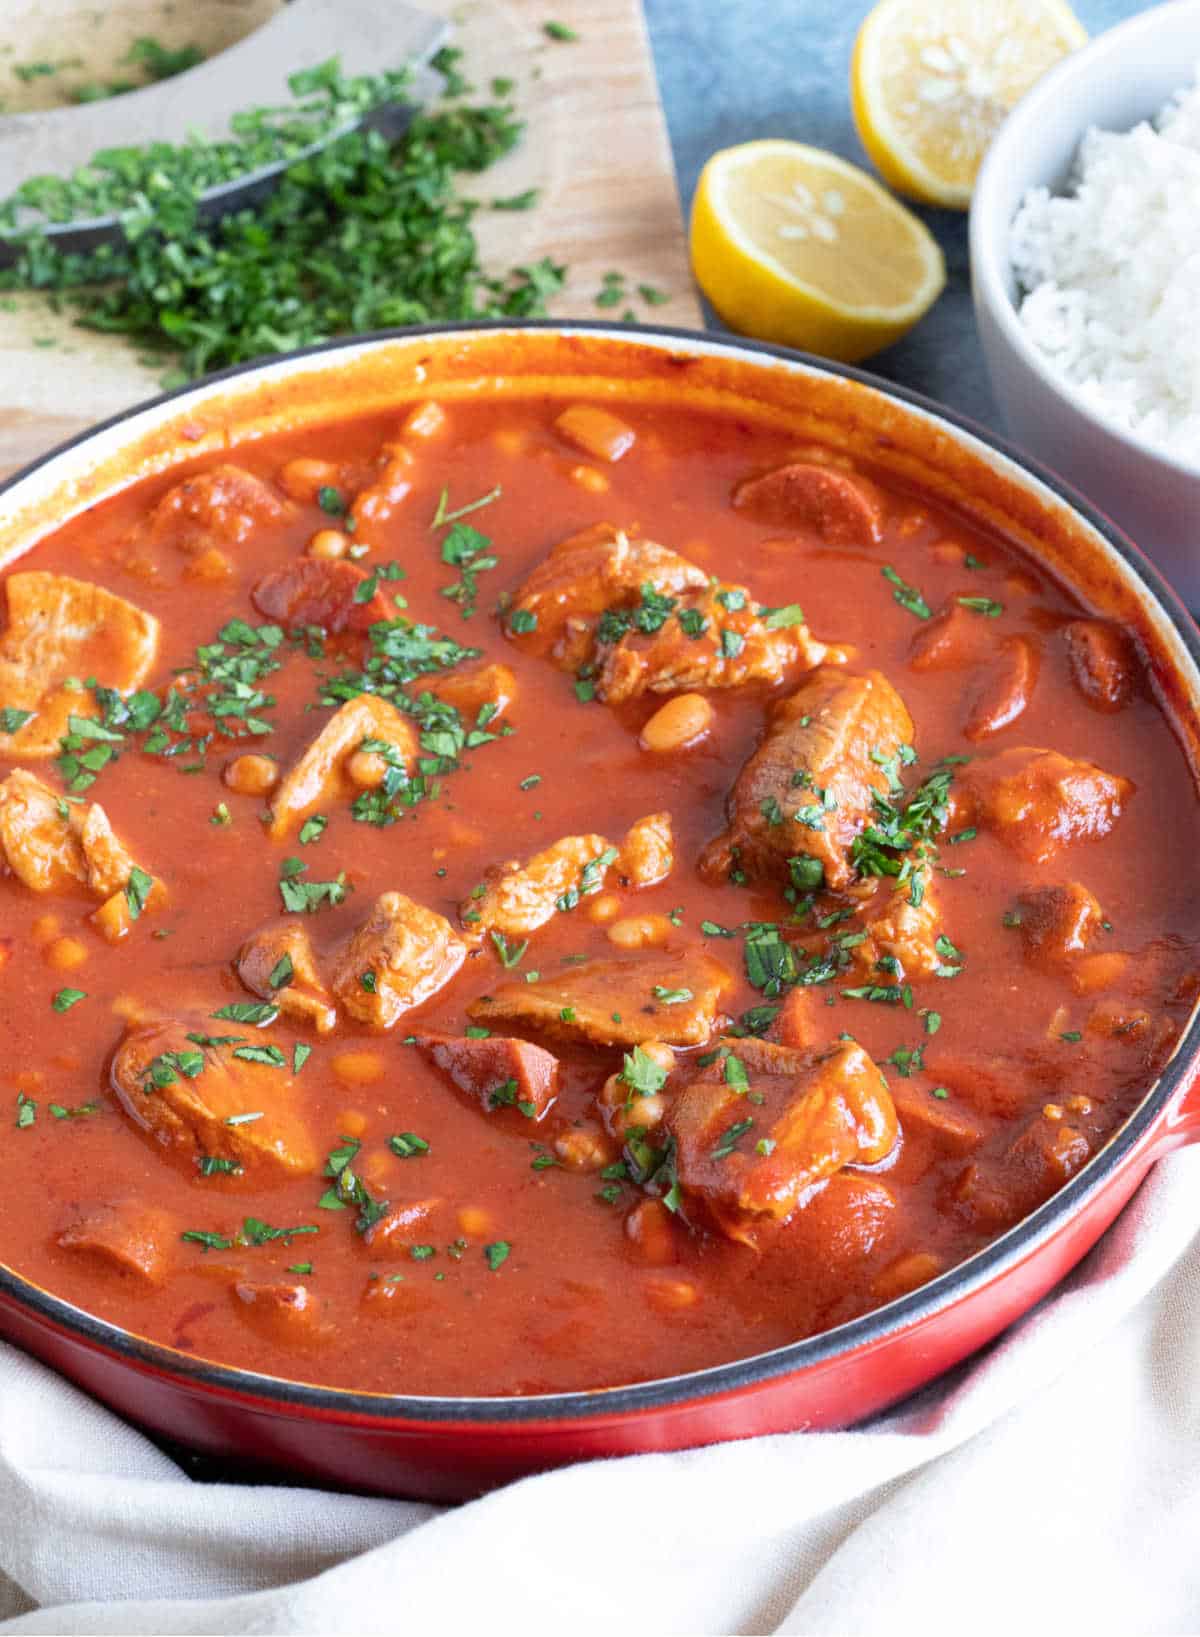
(0, 0), (699, 476)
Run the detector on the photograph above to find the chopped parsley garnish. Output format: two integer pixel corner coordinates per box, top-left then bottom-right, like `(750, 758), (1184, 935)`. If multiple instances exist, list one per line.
(51, 987), (86, 1012)
(485, 1240), (511, 1270)
(125, 866), (154, 920)
(197, 1156), (243, 1177)
(711, 1117), (754, 1161)
(15, 1093), (36, 1129)
(268, 954), (294, 989)
(389, 1132), (430, 1158)
(488, 1080), (537, 1119)
(278, 862), (349, 914)
(761, 603), (806, 629)
(212, 1002), (278, 1026)
(743, 924), (799, 996)
(619, 1046), (669, 1099)
(232, 1044), (287, 1068)
(0, 63), (559, 379)
(881, 564), (931, 620)
(957, 596), (1004, 618)
(143, 1049), (205, 1089)
(509, 609), (538, 635)
(0, 708), (34, 734)
(437, 521), (499, 619)
(298, 814), (328, 845)
(841, 983), (912, 1006)
(544, 21), (579, 40)
(490, 930), (529, 969)
(318, 1137), (389, 1233)
(724, 1054), (749, 1093)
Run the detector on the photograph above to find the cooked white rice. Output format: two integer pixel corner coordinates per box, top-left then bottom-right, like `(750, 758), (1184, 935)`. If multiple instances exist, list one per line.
(1008, 67), (1200, 460)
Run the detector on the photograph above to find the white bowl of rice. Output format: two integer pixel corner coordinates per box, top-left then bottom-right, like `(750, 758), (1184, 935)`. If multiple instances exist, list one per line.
(970, 0), (1200, 607)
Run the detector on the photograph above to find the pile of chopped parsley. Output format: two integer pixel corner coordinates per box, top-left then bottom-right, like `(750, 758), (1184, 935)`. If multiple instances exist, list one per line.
(0, 55), (567, 381)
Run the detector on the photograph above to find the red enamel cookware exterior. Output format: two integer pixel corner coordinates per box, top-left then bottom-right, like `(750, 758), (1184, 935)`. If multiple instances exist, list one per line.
(1, 322), (1198, 1502)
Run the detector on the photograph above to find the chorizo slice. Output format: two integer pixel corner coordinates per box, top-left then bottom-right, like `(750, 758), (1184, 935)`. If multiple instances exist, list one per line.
(57, 1201), (177, 1287)
(732, 461), (884, 546)
(237, 922), (338, 1034)
(1064, 619), (1138, 712)
(412, 1033), (561, 1121)
(146, 464), (289, 553)
(1017, 882), (1106, 966)
(251, 558), (400, 634)
(963, 635), (1040, 741)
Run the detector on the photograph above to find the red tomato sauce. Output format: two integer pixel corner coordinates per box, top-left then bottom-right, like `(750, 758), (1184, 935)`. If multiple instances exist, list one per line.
(1, 392), (1197, 1397)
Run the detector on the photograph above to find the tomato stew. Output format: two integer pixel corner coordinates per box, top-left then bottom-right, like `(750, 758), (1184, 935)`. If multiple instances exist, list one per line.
(1, 379), (1197, 1398)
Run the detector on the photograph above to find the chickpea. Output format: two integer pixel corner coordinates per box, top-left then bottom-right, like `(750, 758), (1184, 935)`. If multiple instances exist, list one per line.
(360, 1147), (394, 1193)
(601, 1071), (667, 1138)
(871, 1251), (942, 1303)
(457, 1205), (493, 1238)
(45, 936), (88, 972)
(897, 509), (929, 538)
(278, 456), (341, 503)
(639, 1041), (676, 1074)
(639, 692), (714, 754)
(183, 546), (233, 583)
(331, 1050), (386, 1087)
(553, 1125), (616, 1172)
(91, 891), (132, 944)
(644, 1276), (699, 1313)
(223, 753), (279, 797)
(568, 464), (610, 494)
(346, 749), (391, 790)
(624, 1199), (678, 1266)
(338, 1109), (369, 1138)
(307, 528), (350, 560)
(607, 913), (674, 950)
(492, 426), (529, 457)
(30, 915), (61, 947)
(404, 400), (446, 439)
(587, 892), (622, 924)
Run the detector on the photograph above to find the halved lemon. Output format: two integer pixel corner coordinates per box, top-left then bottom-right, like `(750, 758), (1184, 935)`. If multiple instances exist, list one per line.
(851, 0), (1087, 209)
(689, 140), (946, 364)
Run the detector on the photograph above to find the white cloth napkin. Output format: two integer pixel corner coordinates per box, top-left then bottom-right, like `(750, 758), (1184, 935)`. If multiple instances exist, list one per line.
(0, 1144), (1198, 1635)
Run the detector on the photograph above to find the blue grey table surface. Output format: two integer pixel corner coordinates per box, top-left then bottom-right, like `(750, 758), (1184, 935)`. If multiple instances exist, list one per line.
(643, 0), (1152, 432)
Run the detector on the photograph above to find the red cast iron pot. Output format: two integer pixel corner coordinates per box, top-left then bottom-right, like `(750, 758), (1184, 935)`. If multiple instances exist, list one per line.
(0, 321), (1197, 1502)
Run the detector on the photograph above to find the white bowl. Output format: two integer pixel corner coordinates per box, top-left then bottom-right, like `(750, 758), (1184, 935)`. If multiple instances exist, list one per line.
(970, 0), (1200, 608)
